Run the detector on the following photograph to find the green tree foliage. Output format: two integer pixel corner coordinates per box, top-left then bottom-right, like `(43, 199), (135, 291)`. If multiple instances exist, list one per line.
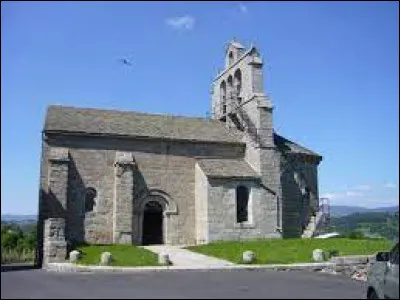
(343, 230), (367, 239)
(329, 211), (399, 240)
(1, 222), (37, 252)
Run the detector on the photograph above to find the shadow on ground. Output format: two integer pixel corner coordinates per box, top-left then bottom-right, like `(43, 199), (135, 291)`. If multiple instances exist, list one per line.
(1, 263), (38, 273)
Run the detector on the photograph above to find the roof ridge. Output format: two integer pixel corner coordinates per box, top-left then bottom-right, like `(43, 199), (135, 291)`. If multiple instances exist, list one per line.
(47, 105), (221, 123)
(274, 132), (321, 158)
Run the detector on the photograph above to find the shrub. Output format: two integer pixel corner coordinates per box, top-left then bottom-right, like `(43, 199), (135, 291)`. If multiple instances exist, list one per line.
(1, 223), (37, 263)
(324, 249), (340, 259)
(1, 248), (35, 264)
(345, 231), (366, 239)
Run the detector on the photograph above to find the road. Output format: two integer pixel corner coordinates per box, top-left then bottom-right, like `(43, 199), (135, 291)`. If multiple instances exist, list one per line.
(1, 267), (366, 299)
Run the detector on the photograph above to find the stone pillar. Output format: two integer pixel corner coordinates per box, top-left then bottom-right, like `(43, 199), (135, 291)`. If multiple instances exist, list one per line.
(113, 152), (136, 244)
(43, 218), (67, 264)
(43, 147), (69, 264)
(48, 147), (69, 215)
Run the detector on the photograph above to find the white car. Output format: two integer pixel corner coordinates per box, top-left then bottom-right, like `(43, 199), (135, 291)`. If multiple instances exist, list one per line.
(367, 242), (399, 299)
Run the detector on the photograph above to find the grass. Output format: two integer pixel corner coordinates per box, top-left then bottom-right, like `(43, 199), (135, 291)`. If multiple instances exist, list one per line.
(75, 244), (159, 267)
(186, 238), (394, 264)
(1, 248), (35, 264)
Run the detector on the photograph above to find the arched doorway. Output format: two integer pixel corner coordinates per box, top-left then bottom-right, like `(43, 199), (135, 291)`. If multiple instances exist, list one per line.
(135, 190), (178, 245)
(142, 201), (163, 245)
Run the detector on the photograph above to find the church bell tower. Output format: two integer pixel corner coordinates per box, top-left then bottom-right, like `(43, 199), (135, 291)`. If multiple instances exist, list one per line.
(211, 40), (274, 148)
(211, 39), (282, 234)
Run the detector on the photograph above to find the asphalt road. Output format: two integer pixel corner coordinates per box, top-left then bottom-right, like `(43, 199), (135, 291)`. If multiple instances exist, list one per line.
(1, 267), (367, 299)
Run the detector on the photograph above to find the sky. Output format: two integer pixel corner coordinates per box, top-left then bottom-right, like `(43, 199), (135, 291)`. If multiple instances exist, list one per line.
(1, 1), (399, 214)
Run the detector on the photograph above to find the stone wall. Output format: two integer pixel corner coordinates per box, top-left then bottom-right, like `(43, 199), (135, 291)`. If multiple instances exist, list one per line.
(316, 255), (374, 281)
(38, 133), (247, 262)
(206, 178), (281, 242)
(280, 154), (320, 237)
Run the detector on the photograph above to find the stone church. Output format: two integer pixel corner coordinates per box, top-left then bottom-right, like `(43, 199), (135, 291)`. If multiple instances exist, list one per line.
(37, 40), (322, 265)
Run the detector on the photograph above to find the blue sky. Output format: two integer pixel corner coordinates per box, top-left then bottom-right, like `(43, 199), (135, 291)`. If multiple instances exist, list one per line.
(1, 1), (398, 214)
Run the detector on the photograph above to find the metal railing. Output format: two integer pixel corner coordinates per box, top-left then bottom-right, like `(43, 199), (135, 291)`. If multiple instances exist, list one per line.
(318, 197), (331, 226)
(302, 197), (331, 238)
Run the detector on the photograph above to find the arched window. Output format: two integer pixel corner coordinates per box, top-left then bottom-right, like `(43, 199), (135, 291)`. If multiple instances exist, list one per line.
(84, 187), (97, 212)
(228, 51), (234, 65)
(220, 81), (226, 115)
(236, 186), (249, 223)
(234, 69), (242, 104)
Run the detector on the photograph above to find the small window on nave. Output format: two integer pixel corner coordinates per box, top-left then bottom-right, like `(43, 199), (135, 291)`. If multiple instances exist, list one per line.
(236, 185), (249, 223)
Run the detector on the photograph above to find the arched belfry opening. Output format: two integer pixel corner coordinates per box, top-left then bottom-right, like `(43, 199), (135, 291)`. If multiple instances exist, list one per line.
(227, 75), (233, 102)
(142, 201), (163, 245)
(234, 69), (242, 104)
(220, 80), (227, 117)
(228, 51), (234, 65)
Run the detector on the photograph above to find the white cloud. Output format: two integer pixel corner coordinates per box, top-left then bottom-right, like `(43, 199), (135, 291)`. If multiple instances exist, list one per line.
(321, 184), (375, 200)
(345, 191), (363, 197)
(321, 190), (363, 200)
(383, 183), (397, 189)
(320, 192), (341, 200)
(238, 3), (248, 14)
(165, 15), (195, 31)
(321, 182), (398, 208)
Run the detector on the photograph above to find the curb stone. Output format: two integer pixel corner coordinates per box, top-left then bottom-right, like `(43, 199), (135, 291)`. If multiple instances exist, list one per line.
(44, 262), (337, 273)
(43, 254), (373, 282)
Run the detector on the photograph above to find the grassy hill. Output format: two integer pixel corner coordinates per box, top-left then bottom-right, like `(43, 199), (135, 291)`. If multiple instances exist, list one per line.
(327, 210), (399, 240)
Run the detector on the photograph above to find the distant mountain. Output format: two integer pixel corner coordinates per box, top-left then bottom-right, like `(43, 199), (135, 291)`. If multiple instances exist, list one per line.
(330, 206), (369, 217)
(330, 205), (399, 217)
(369, 206), (399, 213)
(1, 214), (37, 223)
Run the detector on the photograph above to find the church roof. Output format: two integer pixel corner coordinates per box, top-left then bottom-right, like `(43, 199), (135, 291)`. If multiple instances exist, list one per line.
(44, 106), (321, 158)
(196, 158), (260, 179)
(273, 133), (322, 159)
(44, 105), (244, 144)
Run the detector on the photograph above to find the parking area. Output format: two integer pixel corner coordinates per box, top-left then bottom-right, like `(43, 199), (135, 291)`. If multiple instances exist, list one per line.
(1, 267), (366, 299)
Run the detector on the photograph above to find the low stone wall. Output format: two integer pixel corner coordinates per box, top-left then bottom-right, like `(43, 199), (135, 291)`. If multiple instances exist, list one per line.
(43, 254), (376, 282)
(314, 255), (375, 281)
